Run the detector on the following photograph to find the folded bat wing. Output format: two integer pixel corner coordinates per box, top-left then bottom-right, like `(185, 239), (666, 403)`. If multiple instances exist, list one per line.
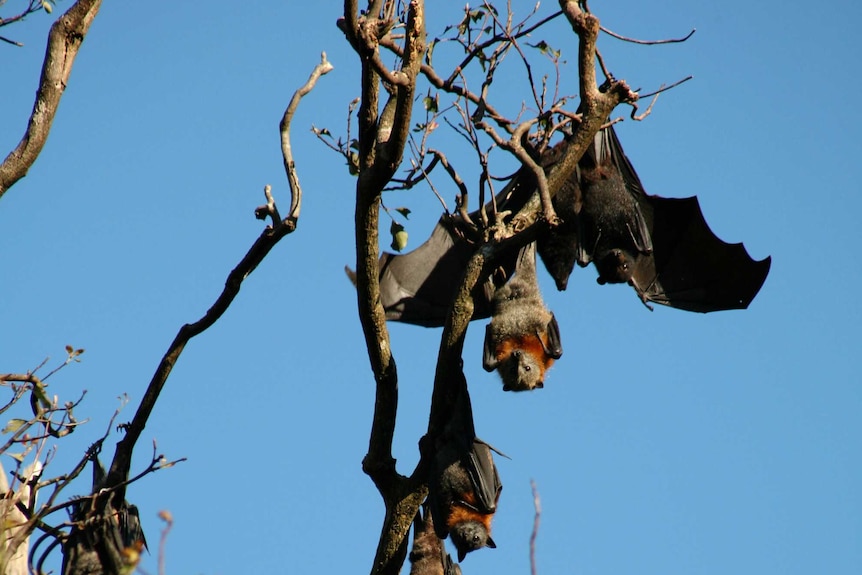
(466, 438), (502, 513)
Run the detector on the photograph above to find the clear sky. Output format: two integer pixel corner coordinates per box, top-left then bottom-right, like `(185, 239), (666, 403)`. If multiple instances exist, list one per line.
(2, 1), (860, 574)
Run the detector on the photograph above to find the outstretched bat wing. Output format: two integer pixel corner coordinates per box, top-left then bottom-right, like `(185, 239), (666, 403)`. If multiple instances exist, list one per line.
(378, 219), (475, 327)
(630, 196), (772, 312)
(595, 126), (771, 312)
(378, 218), (519, 327)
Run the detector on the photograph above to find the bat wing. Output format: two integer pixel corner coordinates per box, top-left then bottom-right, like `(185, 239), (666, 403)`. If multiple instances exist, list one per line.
(378, 218), (521, 327)
(630, 195), (771, 312)
(378, 218), (476, 327)
(598, 125), (771, 312)
(466, 438), (502, 514)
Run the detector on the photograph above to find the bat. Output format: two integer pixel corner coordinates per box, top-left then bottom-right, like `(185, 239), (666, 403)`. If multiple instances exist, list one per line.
(367, 125), (770, 325)
(409, 506), (462, 575)
(62, 455), (148, 575)
(427, 376), (502, 561)
(483, 241), (562, 391)
(539, 124), (772, 312)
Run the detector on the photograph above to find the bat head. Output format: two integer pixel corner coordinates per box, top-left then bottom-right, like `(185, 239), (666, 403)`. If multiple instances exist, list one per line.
(450, 520), (496, 562)
(595, 248), (636, 285)
(499, 349), (545, 392)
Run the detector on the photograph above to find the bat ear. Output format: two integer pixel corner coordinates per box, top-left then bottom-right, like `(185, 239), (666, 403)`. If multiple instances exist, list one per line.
(457, 549), (468, 562)
(486, 536), (497, 549)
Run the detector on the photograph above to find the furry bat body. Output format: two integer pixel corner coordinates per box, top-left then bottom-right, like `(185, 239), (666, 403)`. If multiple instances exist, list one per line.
(428, 377), (502, 561)
(483, 242), (562, 391)
(409, 507), (462, 575)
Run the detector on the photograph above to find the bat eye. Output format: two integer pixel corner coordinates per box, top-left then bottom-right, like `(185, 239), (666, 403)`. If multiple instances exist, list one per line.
(524, 365), (531, 372)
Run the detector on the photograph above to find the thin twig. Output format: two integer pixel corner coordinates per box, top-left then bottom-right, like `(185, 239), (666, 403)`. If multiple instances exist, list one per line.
(530, 480), (541, 575)
(600, 25), (696, 45)
(157, 510), (173, 575)
(638, 75), (693, 99)
(281, 52), (334, 221)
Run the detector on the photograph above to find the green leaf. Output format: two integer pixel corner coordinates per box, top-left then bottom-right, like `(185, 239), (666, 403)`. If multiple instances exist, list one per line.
(2, 419), (28, 434)
(528, 40), (561, 59)
(422, 95), (438, 113)
(42, 1), (53, 13)
(390, 221), (408, 252)
(395, 207), (411, 219)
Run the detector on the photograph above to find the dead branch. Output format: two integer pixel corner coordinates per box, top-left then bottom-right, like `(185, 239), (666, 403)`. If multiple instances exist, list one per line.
(95, 55), (329, 513)
(638, 75), (693, 99)
(281, 52), (334, 221)
(476, 118), (559, 228)
(379, 35), (513, 130)
(0, 0), (103, 200)
(601, 25), (696, 45)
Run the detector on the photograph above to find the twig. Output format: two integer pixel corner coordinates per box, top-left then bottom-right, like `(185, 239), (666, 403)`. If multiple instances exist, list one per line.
(280, 52), (334, 221)
(157, 510), (173, 575)
(477, 119), (558, 228)
(428, 149), (472, 226)
(600, 25), (696, 45)
(530, 480), (541, 575)
(0, 35), (23, 46)
(638, 75), (693, 99)
(379, 35), (514, 131)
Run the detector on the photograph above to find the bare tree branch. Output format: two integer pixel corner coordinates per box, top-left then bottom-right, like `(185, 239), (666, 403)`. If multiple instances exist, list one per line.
(281, 52), (334, 220)
(0, 0), (103, 199)
(343, 2), (431, 574)
(96, 55), (330, 501)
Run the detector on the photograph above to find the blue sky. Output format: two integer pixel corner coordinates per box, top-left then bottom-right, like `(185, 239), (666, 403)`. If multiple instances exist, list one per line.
(2, 1), (860, 574)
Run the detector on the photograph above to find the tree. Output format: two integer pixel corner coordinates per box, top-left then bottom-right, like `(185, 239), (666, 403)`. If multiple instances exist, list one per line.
(1, 2), (760, 575)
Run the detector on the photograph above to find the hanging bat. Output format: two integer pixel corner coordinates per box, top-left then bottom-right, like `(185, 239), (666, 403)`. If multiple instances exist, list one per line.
(538, 124), (772, 311)
(369, 124), (770, 323)
(483, 241), (562, 391)
(427, 377), (502, 561)
(409, 506), (462, 575)
(61, 454), (148, 575)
